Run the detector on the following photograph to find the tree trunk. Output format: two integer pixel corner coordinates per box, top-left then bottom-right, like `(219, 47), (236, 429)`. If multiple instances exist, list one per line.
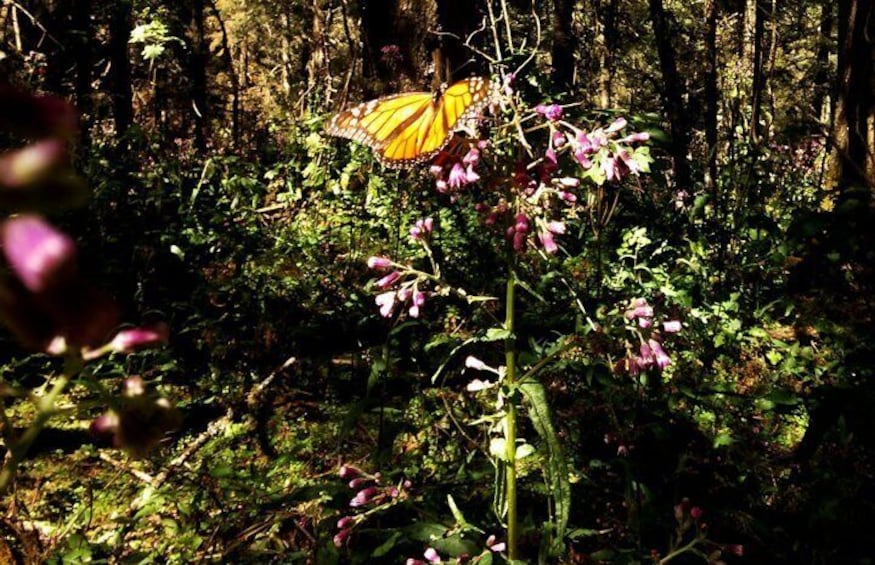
(189, 0), (208, 152)
(109, 0), (134, 143)
(648, 0), (693, 190)
(596, 0), (618, 108)
(358, 0), (398, 93)
(749, 0), (771, 145)
(704, 0), (719, 193)
(206, 0), (240, 148)
(813, 1), (835, 126)
(551, 0), (576, 92)
(830, 0), (874, 190)
(71, 0), (93, 149)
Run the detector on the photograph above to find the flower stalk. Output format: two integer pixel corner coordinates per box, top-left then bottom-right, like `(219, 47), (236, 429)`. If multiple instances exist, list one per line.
(504, 270), (518, 560)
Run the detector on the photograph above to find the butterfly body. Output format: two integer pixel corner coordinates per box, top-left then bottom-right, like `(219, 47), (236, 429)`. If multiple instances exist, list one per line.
(326, 77), (490, 168)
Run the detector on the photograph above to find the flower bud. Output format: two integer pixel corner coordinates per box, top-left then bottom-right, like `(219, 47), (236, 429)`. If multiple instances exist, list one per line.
(375, 271), (400, 289)
(333, 528), (352, 547)
(367, 256), (392, 269)
(336, 516), (356, 530)
(606, 117), (628, 133)
(108, 323), (170, 354)
(465, 356), (488, 371)
(339, 464), (362, 478)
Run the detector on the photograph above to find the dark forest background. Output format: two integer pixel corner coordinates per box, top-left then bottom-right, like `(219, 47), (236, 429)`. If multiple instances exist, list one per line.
(1, 0), (874, 563)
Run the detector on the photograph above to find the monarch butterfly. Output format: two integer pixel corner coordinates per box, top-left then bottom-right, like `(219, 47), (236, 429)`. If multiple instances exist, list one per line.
(326, 77), (491, 168)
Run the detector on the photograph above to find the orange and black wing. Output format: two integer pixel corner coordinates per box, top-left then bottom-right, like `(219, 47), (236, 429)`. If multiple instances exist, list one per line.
(326, 77), (490, 168)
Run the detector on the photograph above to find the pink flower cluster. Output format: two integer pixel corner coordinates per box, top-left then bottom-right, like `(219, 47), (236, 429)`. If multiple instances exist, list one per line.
(334, 464), (411, 548)
(429, 140), (487, 195)
(566, 117), (650, 180)
(615, 297), (681, 375)
(405, 534), (505, 564)
(467, 114), (649, 256)
(409, 216), (434, 241)
(366, 217), (439, 319)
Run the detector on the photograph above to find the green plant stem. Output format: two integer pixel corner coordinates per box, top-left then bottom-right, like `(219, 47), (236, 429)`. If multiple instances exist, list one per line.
(0, 356), (80, 495)
(504, 272), (518, 560)
(658, 535), (702, 564)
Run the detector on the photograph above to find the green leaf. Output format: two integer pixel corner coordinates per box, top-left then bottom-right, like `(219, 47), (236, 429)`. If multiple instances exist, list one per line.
(765, 350), (783, 365)
(515, 443), (535, 460)
(520, 380), (570, 552)
(405, 522), (449, 542)
(485, 327), (511, 342)
(371, 531), (401, 557)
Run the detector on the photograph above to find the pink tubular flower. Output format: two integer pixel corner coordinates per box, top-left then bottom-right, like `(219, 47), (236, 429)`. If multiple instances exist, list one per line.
(512, 230), (527, 252)
(448, 163), (467, 189)
(466, 378), (494, 392)
(423, 547), (441, 563)
(464, 165), (480, 183)
(514, 214), (530, 233)
(558, 177), (580, 188)
(546, 221), (566, 235)
(375, 291), (396, 317)
(465, 356), (488, 371)
(396, 287), (412, 302)
(637, 342), (654, 369)
(486, 534), (506, 552)
(649, 339), (671, 369)
(552, 130), (567, 148)
(336, 516), (356, 529)
(412, 290), (426, 307)
(638, 317), (653, 329)
(663, 320), (682, 333)
(367, 256), (392, 269)
(625, 301), (653, 320)
(622, 131), (650, 143)
(606, 116), (628, 133)
(108, 322), (170, 354)
(463, 147), (480, 166)
(1, 214), (77, 293)
(601, 155), (620, 181)
(348, 478), (368, 489)
(618, 150), (641, 175)
(690, 506), (703, 520)
(350, 486), (380, 507)
(337, 463), (362, 479)
(536, 103), (563, 121)
(539, 229), (558, 254)
(558, 190), (577, 203)
(333, 528), (352, 547)
(544, 147), (558, 170)
(375, 271), (400, 289)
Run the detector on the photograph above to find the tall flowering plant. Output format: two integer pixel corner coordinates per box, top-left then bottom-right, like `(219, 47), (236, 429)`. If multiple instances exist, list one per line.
(351, 70), (663, 560)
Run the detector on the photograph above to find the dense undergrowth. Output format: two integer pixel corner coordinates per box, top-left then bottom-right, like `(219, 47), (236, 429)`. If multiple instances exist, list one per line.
(2, 5), (875, 564)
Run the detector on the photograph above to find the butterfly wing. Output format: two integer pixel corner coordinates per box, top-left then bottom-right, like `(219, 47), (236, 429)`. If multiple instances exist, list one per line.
(327, 77), (490, 168)
(327, 92), (433, 153)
